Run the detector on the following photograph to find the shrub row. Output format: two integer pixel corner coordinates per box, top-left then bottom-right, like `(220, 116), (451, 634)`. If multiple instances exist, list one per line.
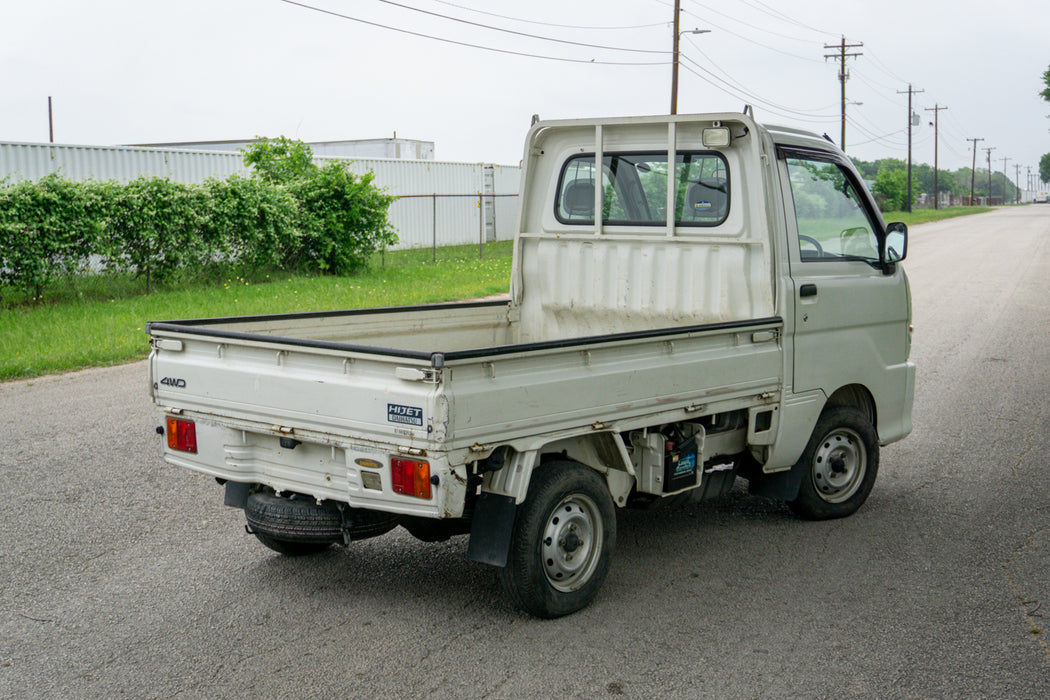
(0, 158), (396, 300)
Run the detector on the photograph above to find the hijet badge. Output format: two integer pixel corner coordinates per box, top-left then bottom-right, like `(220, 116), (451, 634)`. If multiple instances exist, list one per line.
(387, 403), (423, 427)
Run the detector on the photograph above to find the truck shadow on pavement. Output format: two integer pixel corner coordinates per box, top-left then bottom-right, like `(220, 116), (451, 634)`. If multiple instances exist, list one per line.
(240, 481), (801, 618)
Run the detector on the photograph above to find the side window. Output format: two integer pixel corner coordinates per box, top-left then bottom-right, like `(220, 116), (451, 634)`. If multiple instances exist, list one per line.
(786, 158), (878, 262)
(556, 152), (729, 226)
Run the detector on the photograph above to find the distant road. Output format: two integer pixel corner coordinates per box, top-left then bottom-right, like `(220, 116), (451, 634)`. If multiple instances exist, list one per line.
(2, 206), (1048, 697)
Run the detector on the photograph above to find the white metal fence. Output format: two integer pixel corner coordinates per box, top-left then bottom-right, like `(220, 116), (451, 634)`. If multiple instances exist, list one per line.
(0, 141), (521, 250)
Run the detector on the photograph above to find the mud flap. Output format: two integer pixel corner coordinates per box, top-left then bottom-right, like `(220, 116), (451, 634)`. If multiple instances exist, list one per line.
(224, 481), (251, 509)
(748, 463), (805, 501)
(466, 492), (517, 567)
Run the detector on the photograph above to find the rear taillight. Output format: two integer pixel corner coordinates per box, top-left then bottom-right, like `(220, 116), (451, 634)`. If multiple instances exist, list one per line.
(391, 457), (431, 499)
(166, 417), (197, 453)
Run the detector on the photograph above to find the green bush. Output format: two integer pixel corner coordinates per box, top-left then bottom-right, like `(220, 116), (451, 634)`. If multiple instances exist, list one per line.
(200, 175), (300, 270)
(101, 177), (208, 293)
(288, 163), (397, 274)
(872, 170), (911, 212)
(0, 174), (107, 300)
(242, 136), (318, 185)
(0, 137), (398, 302)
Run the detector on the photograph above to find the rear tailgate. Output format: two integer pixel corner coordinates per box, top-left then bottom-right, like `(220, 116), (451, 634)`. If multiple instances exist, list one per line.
(148, 330), (465, 517)
(150, 330), (443, 444)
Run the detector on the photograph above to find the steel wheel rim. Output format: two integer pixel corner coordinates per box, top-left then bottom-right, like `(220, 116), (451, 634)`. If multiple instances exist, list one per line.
(541, 494), (603, 593)
(811, 427), (866, 503)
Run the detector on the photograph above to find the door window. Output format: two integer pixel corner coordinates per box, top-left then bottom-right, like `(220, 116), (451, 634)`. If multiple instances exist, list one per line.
(785, 158), (878, 262)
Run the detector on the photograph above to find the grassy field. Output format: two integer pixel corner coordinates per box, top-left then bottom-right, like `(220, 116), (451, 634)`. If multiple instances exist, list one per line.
(881, 205), (994, 226)
(0, 204), (1003, 381)
(0, 241), (513, 381)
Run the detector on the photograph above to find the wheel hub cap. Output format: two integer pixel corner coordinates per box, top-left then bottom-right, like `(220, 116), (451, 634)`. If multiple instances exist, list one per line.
(812, 428), (866, 503)
(541, 495), (602, 593)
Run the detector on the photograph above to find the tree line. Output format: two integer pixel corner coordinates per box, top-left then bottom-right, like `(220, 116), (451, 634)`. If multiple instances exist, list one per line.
(851, 158), (1022, 212)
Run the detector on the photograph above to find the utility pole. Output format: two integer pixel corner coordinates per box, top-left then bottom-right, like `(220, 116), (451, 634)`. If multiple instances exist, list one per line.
(967, 137), (983, 205)
(897, 84), (924, 212)
(983, 147), (996, 204)
(671, 0), (681, 115)
(1000, 156), (1011, 203)
(924, 104), (947, 208)
(48, 96), (54, 143)
(1015, 164), (1022, 204)
(670, 18), (710, 115)
(824, 36), (863, 151)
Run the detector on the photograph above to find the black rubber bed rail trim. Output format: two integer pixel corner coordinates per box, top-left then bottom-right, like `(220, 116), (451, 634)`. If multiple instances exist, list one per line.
(148, 313), (784, 366)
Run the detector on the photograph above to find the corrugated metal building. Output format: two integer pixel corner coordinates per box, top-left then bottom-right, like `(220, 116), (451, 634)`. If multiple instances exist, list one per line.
(0, 140), (520, 250)
(128, 137), (436, 161)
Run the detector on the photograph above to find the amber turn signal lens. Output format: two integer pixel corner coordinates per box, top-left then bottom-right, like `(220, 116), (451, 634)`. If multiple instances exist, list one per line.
(166, 417), (197, 454)
(391, 457), (431, 499)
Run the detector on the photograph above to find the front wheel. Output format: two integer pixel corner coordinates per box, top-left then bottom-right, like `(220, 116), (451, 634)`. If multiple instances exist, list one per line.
(789, 405), (879, 520)
(497, 461), (616, 618)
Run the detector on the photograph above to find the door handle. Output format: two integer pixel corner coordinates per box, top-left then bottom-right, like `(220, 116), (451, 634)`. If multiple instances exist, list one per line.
(799, 283), (818, 298)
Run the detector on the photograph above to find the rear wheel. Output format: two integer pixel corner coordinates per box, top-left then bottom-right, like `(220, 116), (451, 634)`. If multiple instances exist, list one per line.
(789, 405), (879, 520)
(498, 461), (616, 618)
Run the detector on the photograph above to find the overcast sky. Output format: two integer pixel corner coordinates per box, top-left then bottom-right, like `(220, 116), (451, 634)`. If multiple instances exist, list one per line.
(3, 0), (1047, 181)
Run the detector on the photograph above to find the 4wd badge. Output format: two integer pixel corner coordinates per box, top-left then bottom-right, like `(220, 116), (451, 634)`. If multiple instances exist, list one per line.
(387, 403), (423, 427)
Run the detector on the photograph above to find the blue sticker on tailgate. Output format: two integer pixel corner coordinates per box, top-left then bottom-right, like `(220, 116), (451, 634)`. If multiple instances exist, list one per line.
(387, 403), (423, 427)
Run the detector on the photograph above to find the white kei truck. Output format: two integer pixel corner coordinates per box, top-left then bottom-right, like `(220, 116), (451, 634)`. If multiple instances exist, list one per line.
(148, 113), (914, 618)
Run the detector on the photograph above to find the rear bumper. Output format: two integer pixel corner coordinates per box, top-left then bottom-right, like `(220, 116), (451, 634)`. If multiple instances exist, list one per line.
(159, 411), (467, 519)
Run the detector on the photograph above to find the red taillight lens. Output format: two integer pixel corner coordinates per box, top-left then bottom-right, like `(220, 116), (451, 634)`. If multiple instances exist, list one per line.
(166, 417), (197, 453)
(391, 457), (431, 499)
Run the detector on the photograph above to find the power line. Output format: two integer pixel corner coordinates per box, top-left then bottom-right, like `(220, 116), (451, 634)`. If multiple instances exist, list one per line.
(845, 116), (908, 148)
(275, 0), (670, 65)
(679, 54), (837, 119)
(650, 0), (823, 63)
(677, 61), (836, 124)
(846, 127), (907, 148)
(683, 0), (821, 44)
(428, 0), (668, 30)
(741, 0), (840, 39)
(370, 0), (668, 54)
(850, 69), (899, 95)
(865, 51), (910, 86)
(683, 37), (836, 112)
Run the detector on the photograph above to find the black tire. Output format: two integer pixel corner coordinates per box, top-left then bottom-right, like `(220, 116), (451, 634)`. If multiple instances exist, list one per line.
(246, 491), (342, 556)
(788, 405), (879, 520)
(245, 492), (398, 555)
(497, 461), (616, 618)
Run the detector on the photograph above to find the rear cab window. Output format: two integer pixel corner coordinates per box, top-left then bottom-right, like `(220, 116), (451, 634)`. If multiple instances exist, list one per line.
(555, 152), (730, 227)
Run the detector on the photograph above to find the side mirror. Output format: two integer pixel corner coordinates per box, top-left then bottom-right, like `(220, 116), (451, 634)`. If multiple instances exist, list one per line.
(884, 221), (908, 263)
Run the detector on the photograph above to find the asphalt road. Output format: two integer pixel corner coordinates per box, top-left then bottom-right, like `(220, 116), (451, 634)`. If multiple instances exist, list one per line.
(2, 206), (1049, 698)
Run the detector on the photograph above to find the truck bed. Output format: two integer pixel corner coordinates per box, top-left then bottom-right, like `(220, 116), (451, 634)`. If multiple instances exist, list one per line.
(150, 300), (781, 447)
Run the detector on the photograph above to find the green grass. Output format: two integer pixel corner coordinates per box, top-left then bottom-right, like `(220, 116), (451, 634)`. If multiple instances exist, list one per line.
(0, 241), (514, 381)
(881, 205), (993, 226)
